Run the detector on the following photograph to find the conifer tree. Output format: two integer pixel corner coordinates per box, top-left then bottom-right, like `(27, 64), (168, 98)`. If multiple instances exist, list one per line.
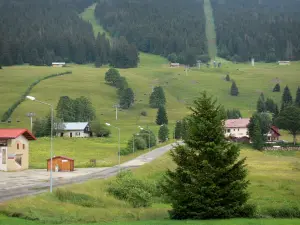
(158, 124), (169, 142)
(95, 55), (102, 68)
(174, 120), (182, 139)
(256, 93), (266, 113)
(163, 92), (254, 219)
(252, 118), (264, 150)
(281, 85), (293, 110)
(156, 106), (168, 125)
(225, 73), (230, 81)
(230, 81), (239, 96)
(0, 64), (2, 69)
(295, 87), (300, 107)
(149, 86), (166, 108)
(273, 83), (280, 92)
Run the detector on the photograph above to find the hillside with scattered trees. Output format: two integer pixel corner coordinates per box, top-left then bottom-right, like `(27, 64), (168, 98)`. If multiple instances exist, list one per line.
(211, 0), (300, 62)
(94, 0), (208, 64)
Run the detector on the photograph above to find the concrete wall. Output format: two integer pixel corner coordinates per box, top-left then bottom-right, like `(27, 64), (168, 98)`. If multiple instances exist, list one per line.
(7, 135), (29, 171)
(57, 130), (90, 138)
(225, 127), (248, 138)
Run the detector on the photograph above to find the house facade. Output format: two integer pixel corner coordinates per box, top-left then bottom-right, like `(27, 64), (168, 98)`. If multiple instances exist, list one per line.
(58, 122), (91, 138)
(0, 129), (36, 172)
(52, 62), (66, 67)
(224, 118), (281, 143)
(278, 61), (290, 66)
(225, 118), (250, 139)
(170, 63), (180, 67)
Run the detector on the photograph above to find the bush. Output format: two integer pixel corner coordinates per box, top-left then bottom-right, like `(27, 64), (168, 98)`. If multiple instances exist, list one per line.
(107, 171), (155, 208)
(120, 148), (132, 156)
(265, 206), (300, 218)
(55, 188), (100, 208)
(140, 110), (147, 116)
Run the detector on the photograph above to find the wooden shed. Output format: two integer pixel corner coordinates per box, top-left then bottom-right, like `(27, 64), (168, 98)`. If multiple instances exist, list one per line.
(47, 156), (74, 172)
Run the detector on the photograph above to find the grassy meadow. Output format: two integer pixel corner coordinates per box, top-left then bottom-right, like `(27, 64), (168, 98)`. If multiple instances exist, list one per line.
(1, 147), (300, 224)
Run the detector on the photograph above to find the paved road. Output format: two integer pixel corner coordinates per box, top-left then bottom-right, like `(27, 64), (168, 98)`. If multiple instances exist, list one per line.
(0, 142), (178, 202)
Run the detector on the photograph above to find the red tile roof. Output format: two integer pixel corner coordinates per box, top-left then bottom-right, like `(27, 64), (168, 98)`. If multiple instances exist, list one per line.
(225, 118), (250, 128)
(271, 126), (281, 136)
(0, 128), (36, 140)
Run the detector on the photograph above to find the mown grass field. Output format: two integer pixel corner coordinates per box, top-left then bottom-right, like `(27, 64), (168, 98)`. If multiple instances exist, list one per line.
(1, 147), (300, 224)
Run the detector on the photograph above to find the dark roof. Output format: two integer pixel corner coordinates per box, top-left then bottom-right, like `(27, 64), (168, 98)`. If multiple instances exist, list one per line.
(47, 156), (74, 161)
(0, 128), (36, 140)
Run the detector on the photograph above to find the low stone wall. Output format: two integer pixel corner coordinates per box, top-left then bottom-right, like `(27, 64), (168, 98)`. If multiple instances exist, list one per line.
(263, 146), (300, 151)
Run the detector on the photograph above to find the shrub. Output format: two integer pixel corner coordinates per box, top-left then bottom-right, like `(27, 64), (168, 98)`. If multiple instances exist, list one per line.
(107, 171), (155, 208)
(140, 110), (147, 116)
(120, 148), (132, 156)
(55, 188), (100, 208)
(265, 206), (300, 218)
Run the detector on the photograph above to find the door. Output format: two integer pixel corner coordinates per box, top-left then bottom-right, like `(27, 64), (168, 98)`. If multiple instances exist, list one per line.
(70, 132), (72, 137)
(0, 147), (7, 171)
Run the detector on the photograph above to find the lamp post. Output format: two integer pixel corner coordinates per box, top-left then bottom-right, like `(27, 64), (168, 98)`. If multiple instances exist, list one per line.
(138, 126), (151, 151)
(26, 96), (54, 193)
(105, 123), (121, 172)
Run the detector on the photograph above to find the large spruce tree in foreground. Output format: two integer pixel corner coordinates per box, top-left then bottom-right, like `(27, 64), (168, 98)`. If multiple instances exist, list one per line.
(163, 92), (254, 219)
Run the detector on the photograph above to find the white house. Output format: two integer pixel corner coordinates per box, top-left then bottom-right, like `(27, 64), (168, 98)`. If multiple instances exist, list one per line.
(224, 118), (250, 139)
(57, 122), (91, 138)
(52, 62), (66, 67)
(170, 63), (180, 67)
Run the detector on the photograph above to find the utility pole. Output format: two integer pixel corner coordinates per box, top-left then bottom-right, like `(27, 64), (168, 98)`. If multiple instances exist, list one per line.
(26, 112), (36, 132)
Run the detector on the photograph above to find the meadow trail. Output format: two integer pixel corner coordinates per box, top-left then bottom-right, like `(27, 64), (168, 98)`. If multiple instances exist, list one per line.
(203, 0), (218, 60)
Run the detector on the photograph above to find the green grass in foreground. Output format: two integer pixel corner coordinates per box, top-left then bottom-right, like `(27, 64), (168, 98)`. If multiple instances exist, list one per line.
(1, 147), (300, 223)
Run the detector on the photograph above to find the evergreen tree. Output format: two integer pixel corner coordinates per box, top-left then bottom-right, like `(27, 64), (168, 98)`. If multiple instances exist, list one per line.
(265, 98), (278, 116)
(225, 73), (230, 81)
(105, 68), (121, 86)
(56, 96), (75, 122)
(181, 118), (189, 141)
(120, 88), (134, 109)
(248, 112), (272, 142)
(162, 92), (254, 219)
(226, 109), (242, 119)
(0, 64), (2, 69)
(158, 124), (169, 142)
(252, 118), (264, 150)
(281, 85), (293, 110)
(295, 87), (300, 107)
(256, 93), (266, 113)
(273, 83), (281, 92)
(230, 81), (239, 96)
(174, 120), (182, 139)
(95, 55), (102, 68)
(149, 86), (166, 108)
(156, 106), (168, 125)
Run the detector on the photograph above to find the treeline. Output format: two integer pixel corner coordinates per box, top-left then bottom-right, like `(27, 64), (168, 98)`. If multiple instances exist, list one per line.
(211, 0), (300, 62)
(0, 0), (139, 68)
(94, 0), (208, 63)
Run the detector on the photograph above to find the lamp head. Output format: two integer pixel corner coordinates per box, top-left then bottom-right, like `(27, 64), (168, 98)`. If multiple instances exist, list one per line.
(26, 96), (36, 101)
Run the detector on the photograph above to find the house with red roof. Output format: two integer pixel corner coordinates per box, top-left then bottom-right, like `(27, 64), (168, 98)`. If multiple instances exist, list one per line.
(0, 129), (36, 171)
(224, 118), (280, 143)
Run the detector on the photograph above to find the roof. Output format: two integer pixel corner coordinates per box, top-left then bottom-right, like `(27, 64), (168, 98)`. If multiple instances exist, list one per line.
(61, 122), (89, 131)
(270, 126), (281, 136)
(225, 118), (250, 128)
(47, 156), (74, 161)
(0, 129), (36, 140)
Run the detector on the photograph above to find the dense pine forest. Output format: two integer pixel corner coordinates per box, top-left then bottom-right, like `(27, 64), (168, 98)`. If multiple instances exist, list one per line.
(94, 0), (208, 64)
(0, 0), (139, 67)
(212, 0), (300, 62)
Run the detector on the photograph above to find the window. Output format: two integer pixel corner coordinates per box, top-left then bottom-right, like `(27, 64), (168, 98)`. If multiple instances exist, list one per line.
(2, 149), (6, 164)
(227, 129), (230, 133)
(238, 129), (240, 131)
(15, 154), (22, 166)
(23, 144), (25, 150)
(17, 143), (19, 150)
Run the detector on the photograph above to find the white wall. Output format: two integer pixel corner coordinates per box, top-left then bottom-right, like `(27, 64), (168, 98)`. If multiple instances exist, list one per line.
(225, 127), (248, 138)
(57, 130), (90, 138)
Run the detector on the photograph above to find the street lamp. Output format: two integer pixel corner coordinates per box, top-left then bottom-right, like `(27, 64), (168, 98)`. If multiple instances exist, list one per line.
(138, 126), (151, 151)
(105, 123), (121, 172)
(26, 95), (54, 193)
